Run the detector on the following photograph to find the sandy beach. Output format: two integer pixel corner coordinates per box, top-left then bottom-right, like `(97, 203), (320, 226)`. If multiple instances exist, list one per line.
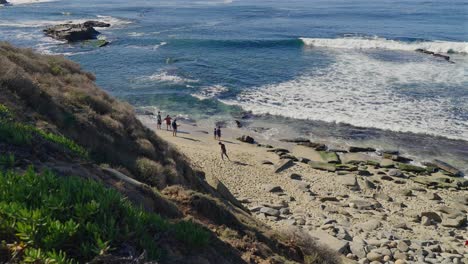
(139, 115), (468, 264)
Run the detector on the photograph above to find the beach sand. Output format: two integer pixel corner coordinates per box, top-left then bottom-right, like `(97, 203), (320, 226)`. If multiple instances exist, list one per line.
(139, 115), (468, 263)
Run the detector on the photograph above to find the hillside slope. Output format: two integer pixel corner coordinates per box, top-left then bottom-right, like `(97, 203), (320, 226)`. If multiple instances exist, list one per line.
(0, 42), (339, 264)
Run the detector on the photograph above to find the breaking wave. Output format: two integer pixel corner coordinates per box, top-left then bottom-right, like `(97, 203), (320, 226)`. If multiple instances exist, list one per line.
(300, 37), (468, 54)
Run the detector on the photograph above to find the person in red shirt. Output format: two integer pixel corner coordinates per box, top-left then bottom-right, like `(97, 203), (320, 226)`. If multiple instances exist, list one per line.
(163, 115), (172, 131)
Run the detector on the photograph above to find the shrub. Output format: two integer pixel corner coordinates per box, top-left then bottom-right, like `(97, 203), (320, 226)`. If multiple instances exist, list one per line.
(0, 153), (15, 169)
(136, 157), (166, 187)
(0, 168), (209, 263)
(0, 121), (33, 145)
(35, 129), (88, 159)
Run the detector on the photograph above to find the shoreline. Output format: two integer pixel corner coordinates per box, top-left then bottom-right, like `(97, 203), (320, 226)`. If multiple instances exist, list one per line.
(139, 114), (467, 264)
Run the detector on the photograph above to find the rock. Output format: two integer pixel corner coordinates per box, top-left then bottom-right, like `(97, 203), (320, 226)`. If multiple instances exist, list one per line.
(293, 181), (311, 193)
(349, 146), (376, 153)
(364, 179), (377, 189)
(399, 190), (412, 197)
(279, 208), (290, 215)
(308, 161), (336, 172)
(397, 241), (410, 252)
(420, 216), (431, 226)
(206, 176), (247, 211)
(320, 197), (339, 202)
(373, 193), (393, 202)
(259, 207), (280, 217)
(284, 219), (296, 226)
(335, 164), (358, 171)
(279, 138), (310, 143)
(388, 169), (405, 178)
(279, 153), (298, 161)
(237, 135), (255, 144)
(397, 163), (426, 173)
(350, 240), (367, 259)
(411, 175), (468, 189)
(0, 0), (9, 4)
(380, 159), (395, 168)
(339, 175), (360, 190)
(262, 160), (274, 165)
(263, 184), (283, 193)
(441, 215), (467, 228)
(44, 21), (111, 42)
(309, 230), (350, 254)
(297, 141), (327, 151)
(380, 175), (394, 181)
(358, 170), (372, 176)
(420, 212), (442, 223)
(349, 200), (380, 210)
(432, 159), (462, 176)
(290, 173), (302, 180)
(394, 251), (408, 260)
(295, 218), (306, 225)
(427, 192), (442, 201)
(267, 148), (289, 154)
(341, 153), (379, 165)
(335, 227), (353, 241)
(366, 251), (383, 261)
(274, 159), (295, 173)
(318, 151), (341, 163)
(395, 260), (407, 264)
(356, 219), (381, 231)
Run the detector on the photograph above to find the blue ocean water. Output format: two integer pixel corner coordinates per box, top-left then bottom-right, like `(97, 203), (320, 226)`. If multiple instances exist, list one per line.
(1, 0), (467, 171)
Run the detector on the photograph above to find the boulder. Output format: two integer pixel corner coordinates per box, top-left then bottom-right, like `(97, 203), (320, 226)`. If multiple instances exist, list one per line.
(364, 179), (377, 189)
(350, 200), (380, 210)
(397, 241), (410, 252)
(261, 160), (274, 165)
(279, 138), (310, 143)
(388, 169), (405, 178)
(237, 135), (255, 144)
(318, 151), (341, 164)
(432, 159), (462, 176)
(379, 159), (395, 168)
(373, 193), (393, 202)
(297, 141), (327, 151)
(420, 212), (442, 223)
(309, 230), (350, 254)
(441, 215), (467, 228)
(355, 219), (381, 231)
(396, 163), (426, 173)
(274, 159), (295, 173)
(308, 161), (336, 172)
(341, 153), (379, 165)
(349, 146), (376, 153)
(290, 173), (302, 180)
(350, 240), (367, 259)
(366, 251), (383, 262)
(263, 184), (283, 193)
(206, 176), (247, 212)
(259, 207), (280, 217)
(43, 21), (111, 42)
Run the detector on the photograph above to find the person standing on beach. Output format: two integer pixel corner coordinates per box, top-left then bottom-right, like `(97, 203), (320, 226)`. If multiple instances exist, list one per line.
(156, 111), (162, 130)
(216, 126), (222, 141)
(172, 119), (178, 136)
(214, 127), (218, 140)
(219, 142), (230, 161)
(164, 115), (172, 131)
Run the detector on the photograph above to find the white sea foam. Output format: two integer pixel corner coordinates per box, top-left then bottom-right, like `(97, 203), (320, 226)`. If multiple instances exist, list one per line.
(300, 37), (468, 54)
(224, 51), (468, 140)
(139, 71), (198, 84)
(191, 85), (229, 100)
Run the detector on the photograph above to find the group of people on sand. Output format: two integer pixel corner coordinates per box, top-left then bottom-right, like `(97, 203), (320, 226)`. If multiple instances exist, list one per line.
(155, 111), (229, 160)
(156, 111), (178, 136)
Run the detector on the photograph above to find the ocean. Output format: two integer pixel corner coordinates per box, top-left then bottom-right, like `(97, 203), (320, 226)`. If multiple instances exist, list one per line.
(1, 0), (467, 173)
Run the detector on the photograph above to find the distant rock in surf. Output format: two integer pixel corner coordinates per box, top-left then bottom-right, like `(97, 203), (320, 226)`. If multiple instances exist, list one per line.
(43, 20), (110, 44)
(415, 48), (452, 63)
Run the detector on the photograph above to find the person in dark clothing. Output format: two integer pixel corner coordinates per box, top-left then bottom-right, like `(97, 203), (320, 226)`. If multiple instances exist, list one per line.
(156, 111), (162, 129)
(172, 119), (178, 136)
(164, 115), (172, 131)
(216, 126), (221, 141)
(219, 142), (230, 160)
(213, 127), (218, 140)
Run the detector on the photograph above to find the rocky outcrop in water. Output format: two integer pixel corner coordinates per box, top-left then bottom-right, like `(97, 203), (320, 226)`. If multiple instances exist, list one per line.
(415, 48), (452, 63)
(43, 20), (110, 43)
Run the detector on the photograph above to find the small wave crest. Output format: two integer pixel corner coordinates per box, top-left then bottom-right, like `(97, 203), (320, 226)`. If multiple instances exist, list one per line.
(300, 37), (468, 54)
(138, 71), (198, 84)
(191, 85), (229, 100)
